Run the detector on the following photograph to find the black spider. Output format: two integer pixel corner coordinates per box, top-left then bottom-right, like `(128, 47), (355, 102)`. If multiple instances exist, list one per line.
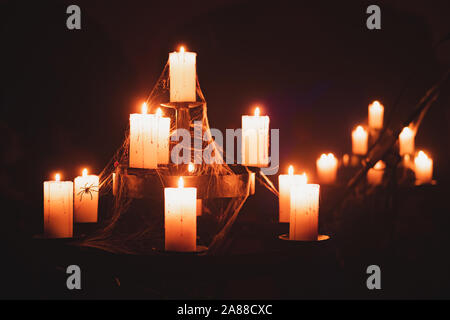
(77, 183), (99, 201)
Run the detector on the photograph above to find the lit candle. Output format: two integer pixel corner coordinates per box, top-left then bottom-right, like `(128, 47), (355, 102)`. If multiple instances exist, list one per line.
(399, 126), (415, 156)
(368, 100), (384, 130)
(352, 125), (368, 155)
(316, 153), (338, 184)
(242, 107), (269, 167)
(129, 103), (170, 169)
(164, 177), (197, 252)
(289, 173), (320, 241)
(367, 160), (385, 185)
(278, 166), (304, 223)
(414, 151), (433, 184)
(169, 46), (197, 102)
(43, 173), (73, 238)
(74, 168), (99, 223)
(188, 162), (202, 217)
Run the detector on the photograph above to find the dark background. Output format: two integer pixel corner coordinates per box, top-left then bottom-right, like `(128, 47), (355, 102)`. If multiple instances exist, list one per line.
(1, 0), (450, 299)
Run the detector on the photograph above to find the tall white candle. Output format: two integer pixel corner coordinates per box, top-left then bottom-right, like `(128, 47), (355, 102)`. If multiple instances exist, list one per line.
(169, 46), (197, 102)
(242, 107), (269, 167)
(74, 168), (99, 223)
(289, 174), (320, 241)
(368, 100), (384, 130)
(129, 104), (170, 169)
(352, 125), (368, 155)
(367, 160), (385, 185)
(414, 150), (433, 184)
(164, 177), (197, 252)
(278, 166), (304, 223)
(43, 173), (73, 238)
(316, 153), (338, 184)
(399, 126), (415, 156)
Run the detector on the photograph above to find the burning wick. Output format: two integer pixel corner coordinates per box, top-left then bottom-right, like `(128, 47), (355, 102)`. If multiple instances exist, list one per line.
(254, 107), (260, 116)
(82, 168), (88, 177)
(178, 177), (184, 188)
(179, 46), (185, 53)
(288, 165), (294, 176)
(141, 102), (148, 114)
(55, 173), (61, 182)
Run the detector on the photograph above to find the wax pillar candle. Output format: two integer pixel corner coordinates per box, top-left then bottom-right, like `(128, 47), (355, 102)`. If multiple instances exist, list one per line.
(187, 162), (202, 216)
(169, 46), (197, 102)
(242, 107), (269, 167)
(352, 125), (368, 155)
(289, 174), (320, 241)
(414, 151), (433, 184)
(43, 174), (73, 238)
(368, 100), (384, 130)
(367, 160), (385, 185)
(249, 172), (256, 195)
(399, 126), (415, 156)
(316, 153), (338, 184)
(278, 166), (304, 223)
(74, 169), (99, 223)
(129, 104), (170, 169)
(164, 177), (197, 252)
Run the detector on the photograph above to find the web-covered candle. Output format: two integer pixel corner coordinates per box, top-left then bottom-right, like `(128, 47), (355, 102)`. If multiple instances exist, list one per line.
(242, 107), (269, 167)
(74, 168), (99, 223)
(169, 46), (197, 102)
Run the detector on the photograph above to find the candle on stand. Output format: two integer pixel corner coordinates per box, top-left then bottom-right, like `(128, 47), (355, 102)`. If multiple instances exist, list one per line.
(352, 125), (368, 155)
(368, 100), (384, 130)
(169, 46), (197, 102)
(129, 103), (170, 169)
(367, 160), (385, 185)
(289, 173), (320, 241)
(43, 173), (73, 238)
(278, 166), (304, 223)
(188, 162), (202, 217)
(414, 150), (433, 184)
(164, 177), (197, 252)
(242, 107), (269, 167)
(399, 126), (415, 156)
(316, 153), (338, 184)
(74, 168), (99, 223)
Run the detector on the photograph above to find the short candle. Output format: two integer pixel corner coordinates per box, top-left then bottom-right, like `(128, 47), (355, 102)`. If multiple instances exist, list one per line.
(367, 160), (385, 185)
(368, 100), (384, 130)
(414, 150), (433, 184)
(74, 168), (99, 223)
(316, 153), (338, 184)
(241, 107), (269, 167)
(399, 126), (415, 156)
(352, 125), (368, 155)
(278, 166), (304, 223)
(169, 46), (197, 102)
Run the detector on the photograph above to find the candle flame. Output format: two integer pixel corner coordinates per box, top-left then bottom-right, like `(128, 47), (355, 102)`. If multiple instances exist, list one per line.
(355, 125), (365, 134)
(400, 126), (413, 138)
(141, 102), (148, 114)
(188, 162), (195, 173)
(254, 107), (260, 116)
(416, 150), (429, 160)
(180, 46), (185, 53)
(156, 107), (162, 117)
(55, 173), (60, 181)
(82, 168), (88, 177)
(178, 177), (184, 188)
(370, 100), (383, 110)
(374, 160), (385, 170)
(288, 165), (294, 176)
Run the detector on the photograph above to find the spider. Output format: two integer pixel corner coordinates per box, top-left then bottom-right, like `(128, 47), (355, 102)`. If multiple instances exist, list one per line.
(77, 183), (99, 201)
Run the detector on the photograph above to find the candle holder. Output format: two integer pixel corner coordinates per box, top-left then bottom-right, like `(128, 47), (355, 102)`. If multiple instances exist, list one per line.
(278, 234), (331, 242)
(154, 245), (208, 255)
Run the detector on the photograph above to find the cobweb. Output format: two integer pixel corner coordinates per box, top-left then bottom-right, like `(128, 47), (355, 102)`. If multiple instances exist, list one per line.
(76, 59), (275, 255)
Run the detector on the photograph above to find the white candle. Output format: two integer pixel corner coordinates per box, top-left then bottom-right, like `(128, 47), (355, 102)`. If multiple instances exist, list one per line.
(129, 104), (170, 169)
(352, 125), (368, 155)
(368, 100), (384, 130)
(289, 173), (320, 241)
(399, 126), (415, 156)
(242, 107), (269, 167)
(74, 168), (99, 223)
(43, 173), (73, 238)
(187, 162), (202, 217)
(278, 166), (304, 223)
(414, 151), (433, 184)
(367, 160), (385, 185)
(169, 46), (197, 102)
(316, 153), (338, 184)
(164, 177), (197, 252)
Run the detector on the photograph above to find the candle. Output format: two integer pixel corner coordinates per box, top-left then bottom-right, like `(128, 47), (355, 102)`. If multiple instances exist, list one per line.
(352, 125), (368, 155)
(169, 46), (197, 102)
(242, 107), (269, 167)
(368, 100), (384, 130)
(414, 151), (433, 184)
(74, 168), (99, 223)
(289, 173), (320, 241)
(188, 162), (202, 216)
(367, 160), (385, 185)
(278, 166), (304, 223)
(164, 177), (197, 252)
(129, 104), (170, 169)
(316, 153), (338, 184)
(399, 126), (415, 156)
(43, 173), (73, 238)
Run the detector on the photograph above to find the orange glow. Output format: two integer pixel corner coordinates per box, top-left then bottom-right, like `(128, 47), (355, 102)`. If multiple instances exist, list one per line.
(156, 107), (162, 117)
(373, 160), (385, 170)
(178, 177), (184, 188)
(55, 173), (61, 182)
(370, 100), (383, 111)
(254, 107), (260, 116)
(400, 126), (413, 139)
(141, 102), (148, 114)
(82, 168), (88, 177)
(188, 162), (195, 173)
(288, 165), (294, 176)
(354, 125), (366, 136)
